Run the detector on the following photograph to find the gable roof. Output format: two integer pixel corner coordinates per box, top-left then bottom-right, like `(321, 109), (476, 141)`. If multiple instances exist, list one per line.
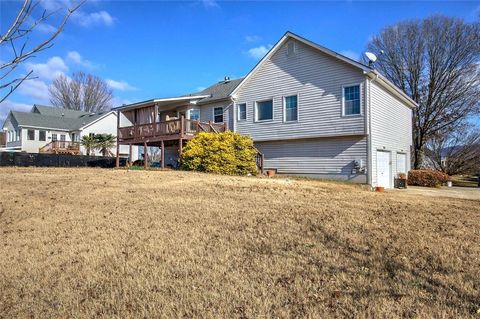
(185, 78), (243, 104)
(32, 104), (91, 118)
(5, 105), (114, 131)
(230, 31), (417, 109)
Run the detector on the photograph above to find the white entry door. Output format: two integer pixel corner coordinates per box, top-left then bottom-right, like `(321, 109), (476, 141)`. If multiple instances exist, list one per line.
(377, 150), (391, 188)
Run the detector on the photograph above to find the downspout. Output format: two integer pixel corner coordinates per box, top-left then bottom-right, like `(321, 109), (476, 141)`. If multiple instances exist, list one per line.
(367, 73), (379, 186)
(364, 78), (372, 186)
(230, 95), (237, 132)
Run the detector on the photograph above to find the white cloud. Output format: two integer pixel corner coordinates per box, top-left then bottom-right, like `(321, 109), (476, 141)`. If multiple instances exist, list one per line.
(247, 45), (272, 59)
(17, 79), (50, 102)
(72, 10), (115, 27)
(106, 79), (136, 91)
(25, 56), (68, 81)
(245, 35), (261, 43)
(67, 51), (95, 69)
(201, 0), (219, 8)
(0, 100), (32, 123)
(340, 50), (360, 61)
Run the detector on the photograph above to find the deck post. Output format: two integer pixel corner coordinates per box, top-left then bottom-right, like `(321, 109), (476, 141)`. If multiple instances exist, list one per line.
(116, 110), (120, 168)
(128, 144), (132, 166)
(179, 138), (183, 156)
(154, 103), (159, 137)
(161, 140), (165, 169)
(180, 115), (185, 138)
(144, 142), (148, 169)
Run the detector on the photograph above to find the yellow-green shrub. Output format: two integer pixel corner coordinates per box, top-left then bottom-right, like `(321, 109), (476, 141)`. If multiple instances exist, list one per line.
(181, 131), (258, 175)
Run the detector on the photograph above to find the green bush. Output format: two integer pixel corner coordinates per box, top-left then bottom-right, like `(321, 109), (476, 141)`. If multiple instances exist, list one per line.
(407, 170), (450, 187)
(181, 131), (258, 175)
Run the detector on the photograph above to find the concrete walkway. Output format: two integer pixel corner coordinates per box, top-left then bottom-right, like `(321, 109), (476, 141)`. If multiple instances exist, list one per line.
(391, 186), (480, 201)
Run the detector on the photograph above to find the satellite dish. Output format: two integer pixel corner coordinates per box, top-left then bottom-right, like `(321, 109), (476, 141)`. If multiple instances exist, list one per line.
(365, 52), (377, 63)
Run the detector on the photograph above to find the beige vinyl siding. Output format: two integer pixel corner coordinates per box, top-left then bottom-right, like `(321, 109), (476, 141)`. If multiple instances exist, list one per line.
(255, 136), (367, 182)
(370, 80), (413, 187)
(199, 100), (233, 130)
(235, 39), (366, 141)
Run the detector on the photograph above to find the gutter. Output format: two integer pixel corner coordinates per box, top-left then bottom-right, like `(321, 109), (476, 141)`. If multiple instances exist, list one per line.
(366, 71), (417, 109)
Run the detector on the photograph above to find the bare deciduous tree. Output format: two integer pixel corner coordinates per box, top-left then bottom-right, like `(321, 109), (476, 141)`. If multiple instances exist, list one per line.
(0, 0), (84, 103)
(49, 72), (113, 112)
(426, 124), (480, 175)
(366, 15), (480, 169)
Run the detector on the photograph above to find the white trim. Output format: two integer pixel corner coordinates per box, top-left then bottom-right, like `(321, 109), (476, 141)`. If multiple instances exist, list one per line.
(78, 111), (116, 130)
(17, 125), (70, 132)
(282, 94), (299, 123)
(342, 83), (363, 117)
(237, 102), (247, 122)
(113, 95), (211, 111)
(366, 72), (417, 109)
(213, 106), (224, 123)
(254, 98), (274, 123)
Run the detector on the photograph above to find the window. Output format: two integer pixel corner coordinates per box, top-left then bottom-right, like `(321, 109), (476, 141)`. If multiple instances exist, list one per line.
(39, 130), (46, 141)
(213, 107), (223, 123)
(238, 103), (246, 121)
(27, 129), (35, 141)
(60, 134), (66, 141)
(284, 95), (298, 122)
(189, 109), (200, 121)
(343, 85), (361, 115)
(255, 100), (273, 121)
(287, 41), (296, 56)
(17, 129), (21, 141)
(52, 134), (57, 141)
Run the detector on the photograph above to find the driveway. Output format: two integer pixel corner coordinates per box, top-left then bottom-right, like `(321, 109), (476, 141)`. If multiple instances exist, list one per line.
(391, 186), (480, 201)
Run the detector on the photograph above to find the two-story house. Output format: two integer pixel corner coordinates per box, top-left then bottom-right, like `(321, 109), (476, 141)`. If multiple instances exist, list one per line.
(114, 32), (416, 188)
(2, 104), (138, 159)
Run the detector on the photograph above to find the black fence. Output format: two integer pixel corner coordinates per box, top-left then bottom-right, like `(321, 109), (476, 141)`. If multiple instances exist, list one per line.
(0, 152), (127, 168)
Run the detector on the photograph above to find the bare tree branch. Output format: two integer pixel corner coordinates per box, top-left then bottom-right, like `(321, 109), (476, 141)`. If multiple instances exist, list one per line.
(0, 0), (85, 103)
(49, 72), (113, 112)
(366, 16), (480, 169)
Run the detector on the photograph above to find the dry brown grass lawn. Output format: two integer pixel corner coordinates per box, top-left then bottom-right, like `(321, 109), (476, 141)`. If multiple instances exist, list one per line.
(0, 167), (479, 318)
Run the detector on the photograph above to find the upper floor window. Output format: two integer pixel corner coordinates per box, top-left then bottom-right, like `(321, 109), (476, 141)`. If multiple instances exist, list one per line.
(284, 95), (298, 122)
(27, 129), (35, 141)
(39, 130), (46, 141)
(189, 109), (200, 121)
(286, 41), (297, 57)
(343, 85), (361, 116)
(213, 107), (223, 123)
(255, 100), (273, 122)
(238, 103), (246, 121)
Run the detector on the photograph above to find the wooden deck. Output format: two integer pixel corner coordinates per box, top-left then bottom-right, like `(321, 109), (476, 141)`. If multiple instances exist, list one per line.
(118, 117), (227, 145)
(39, 141), (81, 155)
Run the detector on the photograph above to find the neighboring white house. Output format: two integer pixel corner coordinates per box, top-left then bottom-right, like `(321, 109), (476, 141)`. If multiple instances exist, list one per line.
(2, 104), (138, 159)
(115, 32), (416, 188)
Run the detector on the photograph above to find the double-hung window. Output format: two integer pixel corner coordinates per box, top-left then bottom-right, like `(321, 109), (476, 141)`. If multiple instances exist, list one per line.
(284, 95), (298, 122)
(189, 109), (200, 121)
(255, 100), (273, 122)
(39, 130), (46, 141)
(27, 129), (35, 141)
(52, 134), (58, 141)
(343, 85), (361, 116)
(238, 103), (246, 121)
(213, 107), (223, 123)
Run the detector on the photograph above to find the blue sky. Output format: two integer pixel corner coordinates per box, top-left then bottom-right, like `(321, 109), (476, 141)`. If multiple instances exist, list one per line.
(1, 0), (479, 123)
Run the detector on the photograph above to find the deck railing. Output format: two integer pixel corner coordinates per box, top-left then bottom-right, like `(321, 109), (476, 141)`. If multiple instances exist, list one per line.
(39, 141), (81, 154)
(118, 117), (227, 141)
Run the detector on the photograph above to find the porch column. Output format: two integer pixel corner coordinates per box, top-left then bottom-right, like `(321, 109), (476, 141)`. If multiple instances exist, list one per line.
(161, 140), (165, 169)
(144, 142), (148, 169)
(128, 144), (132, 166)
(116, 110), (120, 168)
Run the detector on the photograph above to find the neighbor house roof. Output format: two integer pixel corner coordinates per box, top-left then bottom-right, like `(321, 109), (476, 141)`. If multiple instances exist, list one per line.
(6, 105), (113, 131)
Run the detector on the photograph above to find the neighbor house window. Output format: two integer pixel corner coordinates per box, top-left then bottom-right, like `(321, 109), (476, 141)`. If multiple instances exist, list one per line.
(27, 129), (35, 141)
(255, 100), (273, 121)
(17, 129), (21, 141)
(343, 85), (361, 115)
(284, 95), (298, 122)
(39, 130), (46, 141)
(52, 134), (57, 141)
(60, 135), (66, 141)
(189, 109), (200, 121)
(213, 107), (223, 123)
(238, 103), (246, 121)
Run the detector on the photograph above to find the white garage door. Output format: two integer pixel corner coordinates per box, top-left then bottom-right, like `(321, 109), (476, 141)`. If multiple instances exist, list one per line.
(377, 150), (391, 188)
(397, 153), (407, 175)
